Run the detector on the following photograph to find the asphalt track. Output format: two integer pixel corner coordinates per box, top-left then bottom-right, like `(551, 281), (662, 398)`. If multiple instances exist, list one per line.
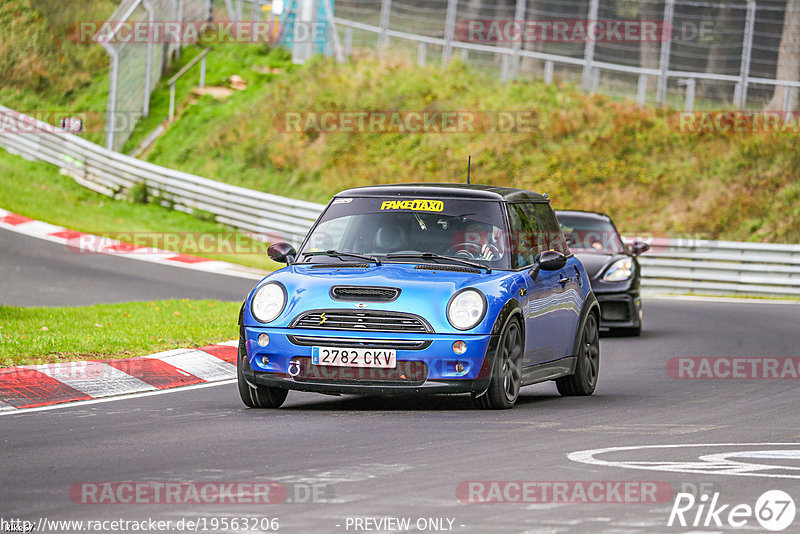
(0, 228), (255, 306)
(2, 297), (800, 533)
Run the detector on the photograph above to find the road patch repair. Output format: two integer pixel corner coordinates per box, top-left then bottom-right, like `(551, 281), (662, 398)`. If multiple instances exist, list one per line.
(0, 342), (237, 411)
(0, 208), (261, 280)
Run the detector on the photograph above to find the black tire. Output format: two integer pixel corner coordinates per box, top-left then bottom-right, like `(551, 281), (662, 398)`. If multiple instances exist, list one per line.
(237, 328), (288, 408)
(473, 318), (523, 410)
(556, 312), (600, 396)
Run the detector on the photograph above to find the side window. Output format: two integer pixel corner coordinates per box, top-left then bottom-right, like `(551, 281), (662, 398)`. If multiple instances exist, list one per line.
(507, 203), (542, 267)
(533, 203), (570, 255)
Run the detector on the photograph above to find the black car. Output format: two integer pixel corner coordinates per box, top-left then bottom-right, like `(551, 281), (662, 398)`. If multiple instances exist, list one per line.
(555, 210), (649, 336)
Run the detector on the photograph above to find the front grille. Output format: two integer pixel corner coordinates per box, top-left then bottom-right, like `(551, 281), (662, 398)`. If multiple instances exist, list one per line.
(287, 335), (430, 350)
(415, 263), (481, 274)
(331, 286), (400, 302)
(292, 357), (428, 386)
(290, 310), (432, 333)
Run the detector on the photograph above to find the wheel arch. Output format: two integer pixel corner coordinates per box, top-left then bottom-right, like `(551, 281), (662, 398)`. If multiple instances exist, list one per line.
(472, 298), (524, 396)
(571, 291), (600, 357)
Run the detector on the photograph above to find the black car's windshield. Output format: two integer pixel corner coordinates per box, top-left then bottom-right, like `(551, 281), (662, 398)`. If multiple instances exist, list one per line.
(557, 214), (625, 254)
(297, 196), (511, 269)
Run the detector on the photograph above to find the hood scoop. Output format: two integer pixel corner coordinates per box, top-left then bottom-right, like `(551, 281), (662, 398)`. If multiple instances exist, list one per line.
(414, 263), (481, 274)
(331, 286), (400, 302)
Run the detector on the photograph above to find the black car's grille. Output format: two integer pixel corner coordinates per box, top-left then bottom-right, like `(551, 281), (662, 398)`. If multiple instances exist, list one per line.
(292, 357), (428, 386)
(290, 310), (431, 333)
(415, 263), (481, 274)
(331, 286), (400, 302)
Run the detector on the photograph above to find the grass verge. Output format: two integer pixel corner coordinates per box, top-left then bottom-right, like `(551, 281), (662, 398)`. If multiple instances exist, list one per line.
(0, 299), (240, 367)
(0, 149), (280, 271)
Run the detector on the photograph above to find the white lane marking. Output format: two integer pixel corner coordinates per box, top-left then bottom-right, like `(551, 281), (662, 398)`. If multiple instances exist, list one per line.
(0, 379), (236, 417)
(273, 464), (412, 485)
(644, 295), (800, 306)
(144, 349), (236, 381)
(33, 361), (156, 397)
(568, 443), (800, 480)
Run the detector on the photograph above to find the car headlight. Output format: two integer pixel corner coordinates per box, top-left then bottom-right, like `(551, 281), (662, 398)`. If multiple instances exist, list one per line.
(251, 282), (287, 323)
(447, 289), (486, 330)
(603, 258), (634, 282)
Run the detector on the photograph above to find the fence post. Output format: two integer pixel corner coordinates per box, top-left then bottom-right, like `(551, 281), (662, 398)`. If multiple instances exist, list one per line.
(783, 86), (794, 112)
(344, 27), (353, 57)
(511, 0), (527, 80)
(735, 0), (756, 109)
(656, 0), (675, 107)
(442, 0), (458, 64)
(637, 74), (647, 107)
(378, 0), (391, 47)
(544, 60), (553, 84)
(101, 44), (119, 150)
(582, 0), (599, 90)
(681, 78), (696, 111)
(418, 42), (427, 66)
(142, 0), (154, 117)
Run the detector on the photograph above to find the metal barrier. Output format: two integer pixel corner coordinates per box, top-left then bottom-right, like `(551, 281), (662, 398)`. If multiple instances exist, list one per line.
(0, 105), (325, 245)
(1, 104), (799, 297)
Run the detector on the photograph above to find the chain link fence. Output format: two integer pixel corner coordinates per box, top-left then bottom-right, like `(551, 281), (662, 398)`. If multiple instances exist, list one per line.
(98, 0), (212, 151)
(328, 0), (799, 111)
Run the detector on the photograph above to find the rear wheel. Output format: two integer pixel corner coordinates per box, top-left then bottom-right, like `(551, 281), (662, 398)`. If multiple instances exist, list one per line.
(556, 312), (599, 396)
(237, 328), (288, 408)
(473, 318), (523, 409)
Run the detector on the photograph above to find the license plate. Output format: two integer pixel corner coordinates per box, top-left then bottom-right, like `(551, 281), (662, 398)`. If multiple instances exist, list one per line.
(311, 347), (396, 368)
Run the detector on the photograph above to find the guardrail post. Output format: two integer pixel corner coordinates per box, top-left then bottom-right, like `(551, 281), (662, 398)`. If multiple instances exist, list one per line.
(344, 27), (353, 57)
(378, 0), (391, 48)
(442, 0), (458, 64)
(637, 74), (647, 107)
(511, 0), (527, 80)
(169, 83), (176, 122)
(735, 0), (756, 109)
(680, 78), (696, 111)
(582, 0), (599, 91)
(544, 60), (553, 84)
(199, 55), (207, 88)
(417, 42), (427, 67)
(656, 0), (675, 107)
(501, 55), (510, 82)
(783, 86), (794, 112)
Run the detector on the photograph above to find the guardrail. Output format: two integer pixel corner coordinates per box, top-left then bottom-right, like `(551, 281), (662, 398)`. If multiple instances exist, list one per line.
(0, 105), (325, 244)
(1, 105), (798, 297)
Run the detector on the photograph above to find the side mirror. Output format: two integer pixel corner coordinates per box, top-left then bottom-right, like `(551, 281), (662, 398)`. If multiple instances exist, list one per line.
(268, 242), (296, 264)
(530, 250), (568, 281)
(630, 241), (650, 255)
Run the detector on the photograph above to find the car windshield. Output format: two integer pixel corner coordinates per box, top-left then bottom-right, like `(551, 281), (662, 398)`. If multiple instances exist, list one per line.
(297, 196), (511, 269)
(557, 214), (625, 254)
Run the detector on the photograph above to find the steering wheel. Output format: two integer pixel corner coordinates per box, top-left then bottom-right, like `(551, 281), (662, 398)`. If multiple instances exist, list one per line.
(450, 242), (501, 261)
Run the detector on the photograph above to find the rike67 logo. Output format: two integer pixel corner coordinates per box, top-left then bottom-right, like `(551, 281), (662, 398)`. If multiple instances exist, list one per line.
(668, 490), (796, 531)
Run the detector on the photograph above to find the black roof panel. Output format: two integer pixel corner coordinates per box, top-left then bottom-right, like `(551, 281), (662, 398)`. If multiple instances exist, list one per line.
(335, 183), (547, 202)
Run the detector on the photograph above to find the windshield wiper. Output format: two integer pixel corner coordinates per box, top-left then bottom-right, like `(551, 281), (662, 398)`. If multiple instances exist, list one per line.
(386, 252), (491, 273)
(301, 250), (381, 265)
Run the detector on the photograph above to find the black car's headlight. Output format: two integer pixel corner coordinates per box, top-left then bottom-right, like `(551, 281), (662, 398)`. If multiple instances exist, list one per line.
(251, 282), (286, 323)
(603, 258), (634, 282)
(447, 288), (487, 330)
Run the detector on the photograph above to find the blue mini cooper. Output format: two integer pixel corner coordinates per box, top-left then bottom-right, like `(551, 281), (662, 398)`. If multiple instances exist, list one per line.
(238, 184), (600, 409)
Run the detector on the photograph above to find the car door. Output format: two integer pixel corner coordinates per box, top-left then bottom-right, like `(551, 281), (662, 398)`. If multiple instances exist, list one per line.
(533, 203), (584, 359)
(507, 202), (561, 366)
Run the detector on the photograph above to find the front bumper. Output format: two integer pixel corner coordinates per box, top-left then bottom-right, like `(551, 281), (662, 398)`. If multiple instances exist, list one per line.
(241, 326), (496, 396)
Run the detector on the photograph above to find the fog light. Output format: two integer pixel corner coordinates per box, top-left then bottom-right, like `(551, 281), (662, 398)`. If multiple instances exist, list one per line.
(258, 333), (270, 347)
(452, 340), (467, 355)
(455, 363), (465, 373)
(261, 356), (269, 365)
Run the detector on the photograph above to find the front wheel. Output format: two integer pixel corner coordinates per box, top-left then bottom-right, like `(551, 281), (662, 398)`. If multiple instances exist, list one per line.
(556, 312), (599, 396)
(237, 328), (288, 408)
(473, 318), (523, 409)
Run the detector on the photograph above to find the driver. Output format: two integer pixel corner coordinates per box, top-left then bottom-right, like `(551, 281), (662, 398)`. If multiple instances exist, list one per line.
(456, 220), (502, 261)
